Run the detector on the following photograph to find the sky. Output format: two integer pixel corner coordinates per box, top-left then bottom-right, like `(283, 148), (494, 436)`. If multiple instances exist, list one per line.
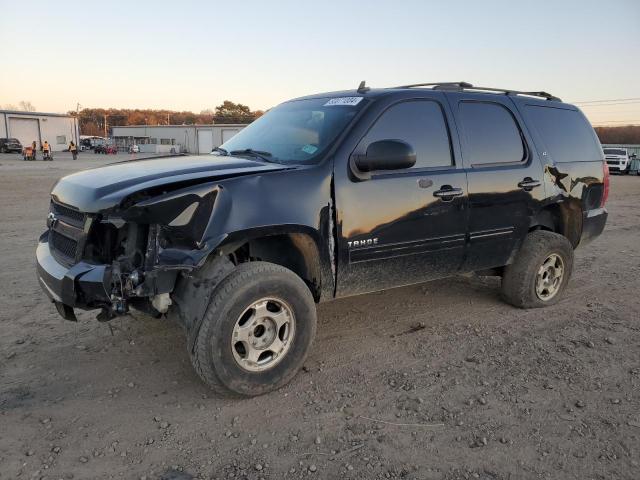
(0, 0), (639, 126)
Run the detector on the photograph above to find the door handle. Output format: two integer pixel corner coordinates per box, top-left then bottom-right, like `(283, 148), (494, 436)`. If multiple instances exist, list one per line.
(433, 186), (463, 201)
(518, 178), (541, 191)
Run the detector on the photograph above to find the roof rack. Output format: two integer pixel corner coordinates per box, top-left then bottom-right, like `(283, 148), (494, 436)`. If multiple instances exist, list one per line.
(392, 81), (561, 102)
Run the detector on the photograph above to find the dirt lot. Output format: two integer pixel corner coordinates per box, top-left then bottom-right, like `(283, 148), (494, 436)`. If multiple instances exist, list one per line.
(0, 153), (638, 480)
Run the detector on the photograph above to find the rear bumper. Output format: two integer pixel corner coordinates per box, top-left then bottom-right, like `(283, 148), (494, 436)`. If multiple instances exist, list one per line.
(36, 232), (111, 311)
(580, 207), (607, 246)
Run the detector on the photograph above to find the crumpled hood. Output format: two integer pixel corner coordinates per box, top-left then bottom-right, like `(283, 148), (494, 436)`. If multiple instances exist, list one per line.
(50, 154), (288, 213)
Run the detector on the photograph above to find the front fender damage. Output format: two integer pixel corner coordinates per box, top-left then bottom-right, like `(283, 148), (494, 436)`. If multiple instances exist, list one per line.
(98, 182), (230, 320)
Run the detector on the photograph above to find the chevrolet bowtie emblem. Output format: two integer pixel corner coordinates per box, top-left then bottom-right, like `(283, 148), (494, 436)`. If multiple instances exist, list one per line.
(47, 212), (58, 229)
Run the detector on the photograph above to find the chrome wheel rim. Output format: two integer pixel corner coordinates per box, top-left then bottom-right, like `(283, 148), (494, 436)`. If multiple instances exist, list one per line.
(535, 253), (565, 301)
(231, 297), (296, 372)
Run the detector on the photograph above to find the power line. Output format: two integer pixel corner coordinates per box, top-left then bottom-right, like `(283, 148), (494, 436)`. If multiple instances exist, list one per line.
(572, 97), (640, 105)
(591, 120), (640, 125)
(579, 101), (640, 107)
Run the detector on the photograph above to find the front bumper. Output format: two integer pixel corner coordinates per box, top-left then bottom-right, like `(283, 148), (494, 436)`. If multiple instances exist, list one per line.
(580, 207), (608, 246)
(36, 232), (111, 313)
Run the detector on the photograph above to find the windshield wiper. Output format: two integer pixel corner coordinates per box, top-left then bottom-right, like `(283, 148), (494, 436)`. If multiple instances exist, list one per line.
(212, 147), (228, 155)
(229, 148), (279, 163)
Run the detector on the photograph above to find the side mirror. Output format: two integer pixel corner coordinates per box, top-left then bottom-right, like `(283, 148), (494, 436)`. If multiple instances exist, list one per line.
(353, 140), (416, 173)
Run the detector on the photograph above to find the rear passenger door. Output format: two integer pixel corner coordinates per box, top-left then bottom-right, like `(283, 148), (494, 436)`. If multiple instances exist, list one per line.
(445, 93), (546, 271)
(335, 97), (468, 297)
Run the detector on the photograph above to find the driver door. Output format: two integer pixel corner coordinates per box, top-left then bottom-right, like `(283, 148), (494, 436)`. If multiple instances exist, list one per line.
(334, 98), (468, 297)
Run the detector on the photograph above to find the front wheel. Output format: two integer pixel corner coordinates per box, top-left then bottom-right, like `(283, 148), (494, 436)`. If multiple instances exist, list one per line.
(501, 230), (574, 308)
(190, 261), (317, 397)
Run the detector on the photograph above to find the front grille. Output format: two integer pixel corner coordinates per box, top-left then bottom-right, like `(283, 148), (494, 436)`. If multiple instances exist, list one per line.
(51, 231), (78, 262)
(51, 201), (86, 226)
(48, 200), (91, 266)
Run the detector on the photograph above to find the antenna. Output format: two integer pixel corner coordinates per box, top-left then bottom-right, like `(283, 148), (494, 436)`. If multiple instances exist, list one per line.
(357, 81), (370, 93)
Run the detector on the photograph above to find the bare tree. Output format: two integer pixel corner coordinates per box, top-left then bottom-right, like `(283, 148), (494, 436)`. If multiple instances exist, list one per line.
(2, 104), (18, 110)
(18, 100), (36, 112)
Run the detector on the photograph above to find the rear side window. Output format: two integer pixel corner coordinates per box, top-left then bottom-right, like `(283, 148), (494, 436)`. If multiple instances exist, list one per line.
(525, 106), (602, 163)
(460, 102), (525, 166)
(360, 100), (453, 169)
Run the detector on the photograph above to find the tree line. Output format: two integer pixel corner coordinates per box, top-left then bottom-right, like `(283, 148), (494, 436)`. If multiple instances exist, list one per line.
(594, 126), (640, 145)
(71, 101), (264, 137)
(5, 99), (640, 144)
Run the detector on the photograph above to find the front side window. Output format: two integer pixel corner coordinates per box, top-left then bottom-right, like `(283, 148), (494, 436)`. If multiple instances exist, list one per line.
(220, 97), (365, 164)
(358, 100), (453, 169)
(460, 102), (525, 166)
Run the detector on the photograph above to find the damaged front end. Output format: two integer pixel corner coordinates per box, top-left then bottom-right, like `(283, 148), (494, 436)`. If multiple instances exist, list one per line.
(37, 182), (222, 322)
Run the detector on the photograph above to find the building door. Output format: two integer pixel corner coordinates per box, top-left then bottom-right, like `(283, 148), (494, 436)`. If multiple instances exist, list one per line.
(197, 129), (213, 154)
(9, 117), (40, 148)
(221, 128), (239, 144)
(335, 99), (468, 297)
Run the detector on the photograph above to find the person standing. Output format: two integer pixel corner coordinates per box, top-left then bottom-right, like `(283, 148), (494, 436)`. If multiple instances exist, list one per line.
(42, 140), (51, 161)
(68, 141), (78, 160)
(32, 140), (37, 160)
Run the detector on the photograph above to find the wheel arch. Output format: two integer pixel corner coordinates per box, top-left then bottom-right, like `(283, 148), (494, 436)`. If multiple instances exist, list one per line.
(216, 225), (328, 302)
(529, 201), (583, 248)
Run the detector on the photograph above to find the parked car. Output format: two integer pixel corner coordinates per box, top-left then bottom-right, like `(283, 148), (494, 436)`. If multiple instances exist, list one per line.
(603, 147), (632, 174)
(0, 137), (23, 153)
(94, 144), (117, 154)
(36, 82), (608, 396)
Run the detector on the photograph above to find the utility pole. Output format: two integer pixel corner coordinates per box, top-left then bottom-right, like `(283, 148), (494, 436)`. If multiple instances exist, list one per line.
(104, 113), (107, 138)
(167, 113), (170, 125)
(76, 103), (81, 143)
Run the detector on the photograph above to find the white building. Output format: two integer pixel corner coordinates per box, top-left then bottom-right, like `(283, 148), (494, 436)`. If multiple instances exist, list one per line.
(0, 110), (79, 151)
(111, 124), (246, 154)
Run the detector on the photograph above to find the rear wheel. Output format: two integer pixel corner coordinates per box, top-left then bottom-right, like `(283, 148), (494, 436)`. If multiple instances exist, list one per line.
(501, 230), (573, 308)
(190, 261), (317, 397)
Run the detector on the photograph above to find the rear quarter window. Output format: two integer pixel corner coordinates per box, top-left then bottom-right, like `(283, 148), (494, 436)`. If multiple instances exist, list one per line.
(525, 105), (602, 163)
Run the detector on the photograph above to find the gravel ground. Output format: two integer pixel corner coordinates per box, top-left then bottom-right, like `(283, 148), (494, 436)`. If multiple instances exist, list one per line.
(0, 154), (638, 480)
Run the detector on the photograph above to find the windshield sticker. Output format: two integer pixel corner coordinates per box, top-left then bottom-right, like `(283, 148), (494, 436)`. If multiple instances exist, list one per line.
(301, 144), (318, 155)
(324, 97), (363, 106)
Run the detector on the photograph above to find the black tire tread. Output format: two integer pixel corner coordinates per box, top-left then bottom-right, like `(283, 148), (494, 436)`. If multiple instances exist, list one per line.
(190, 261), (315, 397)
(501, 230), (574, 309)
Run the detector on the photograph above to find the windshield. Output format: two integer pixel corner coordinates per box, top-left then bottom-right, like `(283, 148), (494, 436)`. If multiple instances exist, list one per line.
(219, 97), (365, 164)
(604, 148), (626, 155)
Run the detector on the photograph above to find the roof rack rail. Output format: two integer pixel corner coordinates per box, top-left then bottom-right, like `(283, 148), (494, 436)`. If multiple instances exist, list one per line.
(395, 81), (473, 89)
(392, 82), (561, 101)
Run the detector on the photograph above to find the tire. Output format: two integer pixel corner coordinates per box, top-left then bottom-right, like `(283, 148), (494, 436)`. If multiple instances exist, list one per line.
(190, 261), (317, 397)
(501, 230), (573, 309)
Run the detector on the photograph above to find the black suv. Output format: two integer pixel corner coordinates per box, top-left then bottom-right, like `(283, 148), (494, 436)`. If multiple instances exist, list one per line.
(0, 137), (23, 153)
(36, 82), (608, 396)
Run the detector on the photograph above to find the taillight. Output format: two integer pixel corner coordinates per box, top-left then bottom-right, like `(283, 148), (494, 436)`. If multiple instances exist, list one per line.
(601, 162), (610, 207)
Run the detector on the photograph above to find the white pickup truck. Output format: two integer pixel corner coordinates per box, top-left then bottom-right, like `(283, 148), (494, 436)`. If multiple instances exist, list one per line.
(603, 147), (633, 174)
